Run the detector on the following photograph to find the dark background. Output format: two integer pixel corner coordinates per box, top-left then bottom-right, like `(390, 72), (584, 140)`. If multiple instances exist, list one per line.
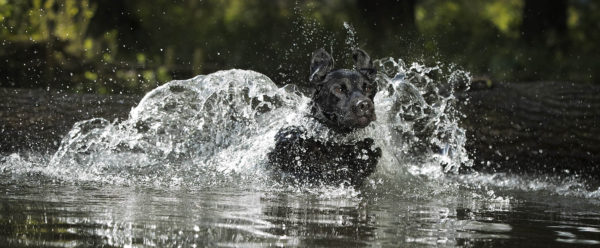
(1, 0), (598, 94)
(1, 0), (599, 180)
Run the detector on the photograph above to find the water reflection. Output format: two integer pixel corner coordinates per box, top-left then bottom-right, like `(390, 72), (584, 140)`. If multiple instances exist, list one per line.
(1, 184), (599, 247)
(260, 192), (375, 246)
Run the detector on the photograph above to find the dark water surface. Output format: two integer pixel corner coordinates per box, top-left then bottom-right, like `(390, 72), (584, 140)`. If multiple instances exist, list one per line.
(1, 69), (599, 247)
(1, 181), (600, 247)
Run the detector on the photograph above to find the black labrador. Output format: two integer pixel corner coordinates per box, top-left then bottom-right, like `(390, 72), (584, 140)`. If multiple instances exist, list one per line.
(268, 48), (381, 187)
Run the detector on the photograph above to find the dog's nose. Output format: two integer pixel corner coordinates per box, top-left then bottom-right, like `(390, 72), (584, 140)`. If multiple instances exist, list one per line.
(355, 99), (374, 115)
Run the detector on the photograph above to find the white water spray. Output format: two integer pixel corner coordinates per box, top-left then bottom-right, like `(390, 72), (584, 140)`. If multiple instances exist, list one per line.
(1, 63), (472, 189)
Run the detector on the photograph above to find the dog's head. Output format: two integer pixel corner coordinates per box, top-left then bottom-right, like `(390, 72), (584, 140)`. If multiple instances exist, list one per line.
(309, 48), (378, 133)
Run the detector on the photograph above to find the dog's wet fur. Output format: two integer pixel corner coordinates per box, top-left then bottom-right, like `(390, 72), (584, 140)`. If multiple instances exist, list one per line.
(268, 48), (381, 187)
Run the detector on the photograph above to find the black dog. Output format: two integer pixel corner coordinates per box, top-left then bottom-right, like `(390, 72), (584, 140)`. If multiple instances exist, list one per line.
(268, 48), (381, 186)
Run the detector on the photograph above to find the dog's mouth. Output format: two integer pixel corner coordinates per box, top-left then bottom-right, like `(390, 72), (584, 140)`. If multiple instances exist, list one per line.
(357, 116), (370, 127)
(353, 114), (376, 128)
(314, 106), (376, 132)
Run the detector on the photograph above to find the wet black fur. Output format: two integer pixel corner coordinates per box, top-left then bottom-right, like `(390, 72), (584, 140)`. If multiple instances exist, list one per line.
(268, 48), (381, 187)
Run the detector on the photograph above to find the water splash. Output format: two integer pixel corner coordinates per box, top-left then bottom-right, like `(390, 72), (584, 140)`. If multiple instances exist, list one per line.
(44, 70), (311, 187)
(367, 58), (472, 183)
(1, 63), (472, 190)
(343, 22), (358, 51)
(3, 64), (600, 199)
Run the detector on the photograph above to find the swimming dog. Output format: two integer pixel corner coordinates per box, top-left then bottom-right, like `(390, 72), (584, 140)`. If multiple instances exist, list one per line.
(268, 48), (381, 186)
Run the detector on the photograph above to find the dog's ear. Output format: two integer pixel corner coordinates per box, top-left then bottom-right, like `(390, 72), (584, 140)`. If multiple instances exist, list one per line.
(309, 48), (334, 83)
(353, 49), (376, 80)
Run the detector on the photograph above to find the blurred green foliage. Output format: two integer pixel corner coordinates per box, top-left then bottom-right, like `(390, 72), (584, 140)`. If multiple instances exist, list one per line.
(0, 0), (598, 94)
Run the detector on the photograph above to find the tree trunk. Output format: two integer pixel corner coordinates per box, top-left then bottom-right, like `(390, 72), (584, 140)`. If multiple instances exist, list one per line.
(461, 81), (600, 180)
(2, 82), (599, 180)
(0, 88), (140, 153)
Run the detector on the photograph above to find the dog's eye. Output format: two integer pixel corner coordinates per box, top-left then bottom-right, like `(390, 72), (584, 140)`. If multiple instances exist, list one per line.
(334, 85), (345, 94)
(363, 83), (371, 92)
